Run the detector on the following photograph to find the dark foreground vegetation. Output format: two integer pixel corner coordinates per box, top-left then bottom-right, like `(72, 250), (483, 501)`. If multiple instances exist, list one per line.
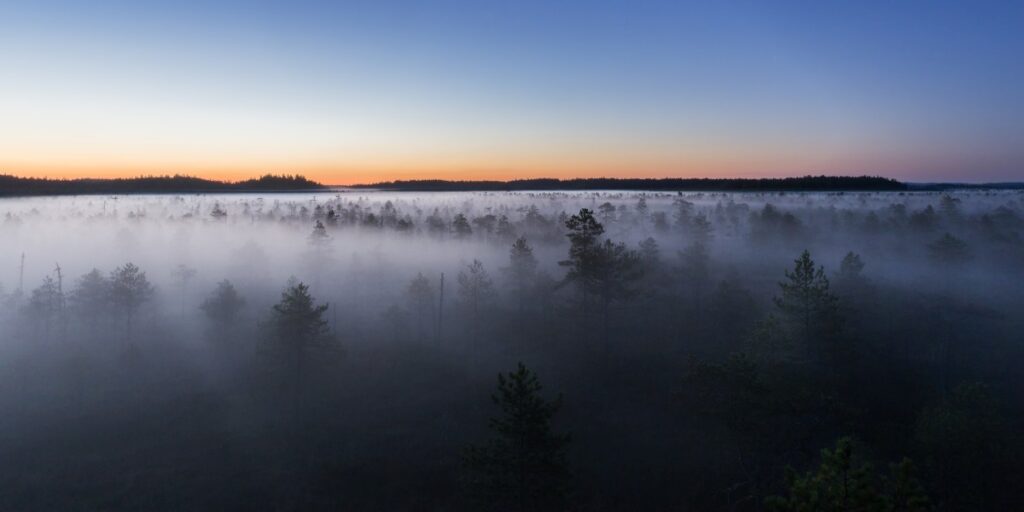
(1, 189), (1022, 510)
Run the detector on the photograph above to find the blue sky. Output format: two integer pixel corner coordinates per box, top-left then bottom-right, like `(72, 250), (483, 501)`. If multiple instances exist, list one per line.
(1, 0), (1021, 182)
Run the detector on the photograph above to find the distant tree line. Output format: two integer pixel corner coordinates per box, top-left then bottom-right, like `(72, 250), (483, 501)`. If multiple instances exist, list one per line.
(353, 175), (908, 192)
(0, 174), (324, 197)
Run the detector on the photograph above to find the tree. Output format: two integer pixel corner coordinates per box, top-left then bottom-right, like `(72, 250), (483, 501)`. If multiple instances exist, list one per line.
(109, 262), (154, 337)
(201, 280), (246, 343)
(927, 233), (970, 266)
(673, 197), (694, 228)
(463, 363), (571, 512)
(680, 353), (768, 435)
(677, 213), (714, 322)
(210, 203), (227, 219)
(495, 215), (515, 240)
(597, 202), (616, 223)
(171, 264), (197, 320)
(309, 219), (330, 244)
(635, 195), (649, 226)
(591, 239), (642, 341)
(774, 251), (842, 363)
(766, 437), (928, 512)
(407, 272), (435, 342)
(268, 280), (332, 397)
(452, 213), (473, 238)
(884, 458), (930, 512)
(71, 269), (110, 334)
(836, 252), (865, 285)
(690, 213), (713, 247)
(25, 276), (62, 340)
(458, 259), (496, 324)
(559, 209), (642, 339)
(504, 237), (538, 320)
(559, 208), (605, 318)
(638, 237), (660, 267)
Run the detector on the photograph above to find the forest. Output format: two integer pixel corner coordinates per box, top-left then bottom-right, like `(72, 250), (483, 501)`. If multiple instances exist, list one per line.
(0, 189), (1021, 510)
(0, 174), (324, 197)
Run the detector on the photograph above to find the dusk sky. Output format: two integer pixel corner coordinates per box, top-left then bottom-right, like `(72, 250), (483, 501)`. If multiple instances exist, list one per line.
(1, 0), (1021, 184)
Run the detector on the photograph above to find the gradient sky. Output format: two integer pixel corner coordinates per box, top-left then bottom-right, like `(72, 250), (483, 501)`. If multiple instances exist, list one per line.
(1, 0), (1021, 184)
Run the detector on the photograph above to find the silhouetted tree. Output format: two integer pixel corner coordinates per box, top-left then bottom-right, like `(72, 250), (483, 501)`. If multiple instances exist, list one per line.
(836, 252), (865, 286)
(766, 437), (928, 512)
(269, 280), (332, 398)
(638, 237), (660, 267)
(309, 219), (329, 244)
(597, 202), (616, 223)
(25, 276), (62, 340)
(71, 269), (110, 335)
(407, 273), (434, 342)
(676, 213), (714, 327)
(463, 363), (571, 512)
(559, 208), (605, 321)
(452, 213), (473, 238)
(927, 232), (970, 266)
(592, 239), (642, 342)
(109, 262), (154, 338)
(504, 237), (538, 322)
(673, 197), (694, 229)
(210, 203), (227, 219)
(458, 259), (496, 336)
(201, 280), (246, 344)
(495, 214), (515, 240)
(774, 251), (842, 363)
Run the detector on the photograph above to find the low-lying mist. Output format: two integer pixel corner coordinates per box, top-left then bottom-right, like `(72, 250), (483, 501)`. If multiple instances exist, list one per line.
(1, 189), (1022, 510)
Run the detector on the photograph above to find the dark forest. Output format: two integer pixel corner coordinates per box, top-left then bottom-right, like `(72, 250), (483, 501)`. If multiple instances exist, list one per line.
(1, 189), (1021, 510)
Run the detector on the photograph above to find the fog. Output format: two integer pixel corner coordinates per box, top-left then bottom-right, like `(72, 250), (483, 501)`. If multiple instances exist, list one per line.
(1, 189), (1022, 510)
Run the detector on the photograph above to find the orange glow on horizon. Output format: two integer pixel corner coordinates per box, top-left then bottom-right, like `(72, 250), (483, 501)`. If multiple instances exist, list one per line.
(1, 162), (851, 186)
(0, 149), (916, 186)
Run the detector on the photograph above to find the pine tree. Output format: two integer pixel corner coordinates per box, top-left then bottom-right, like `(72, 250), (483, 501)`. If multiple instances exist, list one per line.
(883, 458), (930, 512)
(202, 280), (245, 323)
(407, 272), (435, 342)
(463, 363), (571, 512)
(504, 237), (538, 320)
(309, 219), (330, 244)
(458, 259), (496, 336)
(639, 237), (660, 267)
(677, 213), (714, 324)
(109, 262), (154, 338)
(836, 252), (865, 285)
(559, 208), (605, 319)
(452, 213), (473, 238)
(495, 215), (515, 241)
(774, 250), (842, 363)
(269, 280), (332, 397)
(201, 280), (246, 345)
(72, 269), (111, 335)
(766, 437), (878, 512)
(26, 276), (62, 341)
(767, 437), (929, 512)
(592, 239), (642, 342)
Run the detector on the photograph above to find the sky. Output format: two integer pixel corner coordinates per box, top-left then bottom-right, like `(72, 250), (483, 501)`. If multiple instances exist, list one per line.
(0, 0), (1021, 184)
